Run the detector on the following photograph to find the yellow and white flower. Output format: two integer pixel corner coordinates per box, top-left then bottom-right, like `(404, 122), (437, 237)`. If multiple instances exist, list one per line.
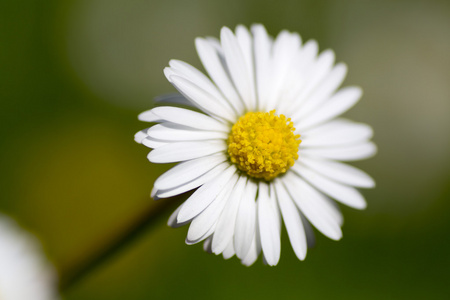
(135, 25), (376, 266)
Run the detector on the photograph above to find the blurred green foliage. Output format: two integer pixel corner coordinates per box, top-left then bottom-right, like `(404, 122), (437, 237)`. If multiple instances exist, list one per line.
(1, 0), (450, 299)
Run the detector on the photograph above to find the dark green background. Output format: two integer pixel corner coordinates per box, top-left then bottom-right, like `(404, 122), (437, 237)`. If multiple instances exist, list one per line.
(1, 0), (450, 299)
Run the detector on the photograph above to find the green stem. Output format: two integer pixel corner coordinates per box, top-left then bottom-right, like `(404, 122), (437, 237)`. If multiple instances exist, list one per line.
(59, 196), (183, 291)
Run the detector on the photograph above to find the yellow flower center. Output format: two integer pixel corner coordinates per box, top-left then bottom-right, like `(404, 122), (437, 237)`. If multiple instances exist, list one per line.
(227, 110), (301, 181)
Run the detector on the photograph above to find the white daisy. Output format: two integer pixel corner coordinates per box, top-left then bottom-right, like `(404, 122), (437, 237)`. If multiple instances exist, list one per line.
(0, 214), (60, 300)
(135, 25), (376, 266)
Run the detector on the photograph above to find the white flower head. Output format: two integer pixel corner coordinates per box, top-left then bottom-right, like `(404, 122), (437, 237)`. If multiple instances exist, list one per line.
(0, 215), (60, 300)
(136, 25), (376, 266)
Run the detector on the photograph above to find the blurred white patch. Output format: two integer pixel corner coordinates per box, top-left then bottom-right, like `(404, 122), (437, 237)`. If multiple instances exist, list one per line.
(0, 214), (59, 300)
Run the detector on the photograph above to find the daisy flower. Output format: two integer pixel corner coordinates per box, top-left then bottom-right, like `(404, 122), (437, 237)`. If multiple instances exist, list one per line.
(135, 25), (376, 266)
(0, 214), (60, 300)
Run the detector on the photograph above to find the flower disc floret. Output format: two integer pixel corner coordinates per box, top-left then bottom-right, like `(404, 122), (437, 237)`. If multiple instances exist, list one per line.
(227, 110), (301, 181)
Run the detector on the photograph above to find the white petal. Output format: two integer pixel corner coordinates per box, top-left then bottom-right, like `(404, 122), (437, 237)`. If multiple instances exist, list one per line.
(153, 93), (193, 106)
(222, 240), (235, 259)
(167, 203), (188, 228)
(187, 174), (238, 242)
(212, 176), (247, 254)
(148, 140), (226, 163)
(301, 213), (316, 248)
(267, 31), (301, 109)
(150, 106), (229, 132)
(156, 161), (229, 198)
(299, 39), (319, 65)
(290, 63), (347, 120)
(168, 60), (224, 100)
(234, 180), (257, 259)
(138, 110), (162, 123)
(185, 223), (216, 245)
(169, 75), (236, 122)
(258, 182), (281, 266)
(147, 123), (228, 142)
(300, 142), (377, 161)
(163, 66), (176, 82)
(177, 165), (236, 223)
(299, 156), (375, 188)
(235, 25), (257, 110)
(296, 183), (344, 227)
(279, 39), (319, 111)
(293, 165), (367, 209)
(300, 118), (347, 134)
(168, 60), (236, 114)
(150, 184), (159, 198)
(241, 232), (261, 266)
(203, 236), (213, 253)
(294, 49), (335, 107)
(274, 180), (307, 261)
(154, 154), (226, 190)
(295, 86), (363, 131)
(134, 129), (149, 143)
(300, 120), (374, 148)
(141, 137), (168, 149)
(251, 24), (272, 111)
(220, 27), (253, 111)
(205, 37), (223, 54)
(284, 173), (342, 240)
(323, 196), (344, 226)
(195, 37), (245, 115)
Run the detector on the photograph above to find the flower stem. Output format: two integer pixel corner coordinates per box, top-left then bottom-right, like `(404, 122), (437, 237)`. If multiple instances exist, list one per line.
(59, 196), (183, 291)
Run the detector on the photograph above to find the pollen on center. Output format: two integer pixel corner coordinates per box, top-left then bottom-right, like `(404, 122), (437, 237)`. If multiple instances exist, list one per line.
(227, 110), (301, 181)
